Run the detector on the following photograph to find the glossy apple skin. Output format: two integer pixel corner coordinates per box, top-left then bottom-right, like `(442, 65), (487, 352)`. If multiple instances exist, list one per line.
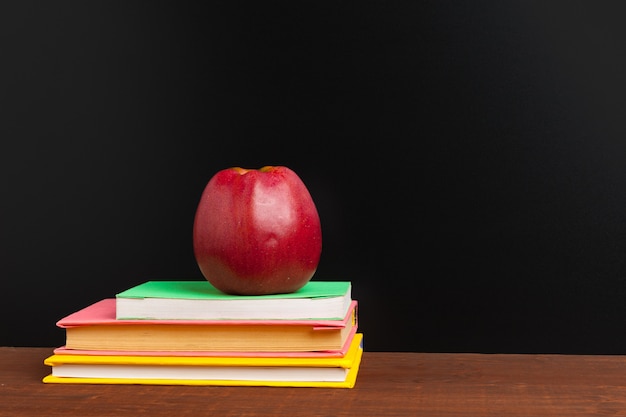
(193, 166), (322, 295)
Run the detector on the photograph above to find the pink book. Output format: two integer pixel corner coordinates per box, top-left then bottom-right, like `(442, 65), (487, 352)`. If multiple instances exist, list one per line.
(56, 299), (357, 329)
(54, 299), (358, 355)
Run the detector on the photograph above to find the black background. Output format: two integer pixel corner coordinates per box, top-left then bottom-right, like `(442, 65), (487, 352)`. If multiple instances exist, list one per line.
(3, 1), (626, 354)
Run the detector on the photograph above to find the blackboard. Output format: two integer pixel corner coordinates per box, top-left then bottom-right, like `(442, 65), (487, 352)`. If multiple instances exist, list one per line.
(3, 1), (626, 354)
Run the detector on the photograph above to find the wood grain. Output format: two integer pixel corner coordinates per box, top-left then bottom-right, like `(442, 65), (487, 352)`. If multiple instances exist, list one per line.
(2, 347), (626, 416)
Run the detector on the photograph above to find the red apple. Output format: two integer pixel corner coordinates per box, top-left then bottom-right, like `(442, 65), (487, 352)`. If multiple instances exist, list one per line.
(192, 166), (322, 295)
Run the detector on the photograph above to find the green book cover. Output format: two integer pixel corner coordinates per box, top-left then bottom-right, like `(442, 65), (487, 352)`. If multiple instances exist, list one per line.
(116, 280), (351, 300)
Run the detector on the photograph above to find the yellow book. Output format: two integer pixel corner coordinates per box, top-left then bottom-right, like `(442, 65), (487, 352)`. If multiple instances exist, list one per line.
(43, 334), (364, 388)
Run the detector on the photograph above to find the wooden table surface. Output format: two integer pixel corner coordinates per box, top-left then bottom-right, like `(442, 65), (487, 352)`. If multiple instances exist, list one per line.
(2, 347), (626, 416)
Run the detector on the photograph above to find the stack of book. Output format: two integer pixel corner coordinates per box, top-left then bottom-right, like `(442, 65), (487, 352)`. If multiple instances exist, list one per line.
(43, 280), (363, 388)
